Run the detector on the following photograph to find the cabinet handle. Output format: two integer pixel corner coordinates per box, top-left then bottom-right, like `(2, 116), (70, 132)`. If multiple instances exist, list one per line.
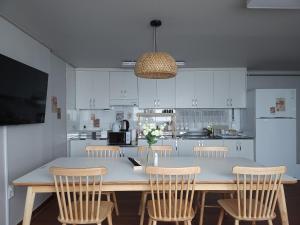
(93, 98), (95, 108)
(154, 99), (157, 107)
(157, 99), (160, 107)
(195, 99), (198, 107)
(230, 98), (233, 106)
(239, 145), (242, 151)
(89, 98), (92, 108)
(236, 144), (239, 151)
(192, 99), (195, 107)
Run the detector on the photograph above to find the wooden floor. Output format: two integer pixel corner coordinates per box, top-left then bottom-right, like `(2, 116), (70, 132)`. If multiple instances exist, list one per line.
(28, 182), (300, 225)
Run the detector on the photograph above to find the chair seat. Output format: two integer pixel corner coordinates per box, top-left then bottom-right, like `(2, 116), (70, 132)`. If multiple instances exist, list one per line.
(58, 200), (114, 224)
(147, 199), (195, 222)
(218, 199), (276, 221)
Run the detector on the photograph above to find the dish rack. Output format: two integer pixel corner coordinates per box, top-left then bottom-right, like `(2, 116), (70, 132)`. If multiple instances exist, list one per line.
(136, 113), (176, 138)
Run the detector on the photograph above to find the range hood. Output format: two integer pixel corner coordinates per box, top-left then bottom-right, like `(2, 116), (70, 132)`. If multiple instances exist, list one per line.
(247, 0), (300, 9)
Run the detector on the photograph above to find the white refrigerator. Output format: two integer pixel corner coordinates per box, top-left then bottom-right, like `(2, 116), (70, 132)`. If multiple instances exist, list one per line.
(253, 89), (297, 176)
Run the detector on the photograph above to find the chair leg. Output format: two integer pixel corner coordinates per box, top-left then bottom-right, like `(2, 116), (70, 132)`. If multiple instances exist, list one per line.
(152, 220), (157, 225)
(199, 191), (206, 225)
(139, 199), (147, 225)
(107, 211), (113, 225)
(112, 192), (119, 216)
(139, 192), (148, 225)
(268, 220), (273, 225)
(148, 218), (153, 225)
(234, 220), (239, 225)
(217, 208), (224, 225)
(188, 221), (192, 225)
(139, 192), (148, 215)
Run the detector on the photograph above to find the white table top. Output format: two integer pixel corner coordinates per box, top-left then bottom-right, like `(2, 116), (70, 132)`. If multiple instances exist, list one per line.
(13, 157), (297, 186)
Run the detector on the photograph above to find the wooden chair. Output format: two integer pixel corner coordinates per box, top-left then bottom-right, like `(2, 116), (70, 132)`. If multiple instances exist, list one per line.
(85, 145), (120, 215)
(217, 166), (287, 225)
(49, 167), (113, 225)
(138, 145), (173, 225)
(193, 146), (229, 225)
(145, 166), (201, 225)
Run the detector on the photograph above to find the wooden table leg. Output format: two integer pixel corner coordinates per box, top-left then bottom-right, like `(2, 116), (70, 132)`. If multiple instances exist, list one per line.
(22, 187), (36, 225)
(277, 184), (289, 225)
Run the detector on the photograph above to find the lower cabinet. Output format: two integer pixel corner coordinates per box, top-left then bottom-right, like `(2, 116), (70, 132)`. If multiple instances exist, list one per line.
(69, 140), (108, 157)
(177, 139), (224, 156)
(223, 139), (254, 160)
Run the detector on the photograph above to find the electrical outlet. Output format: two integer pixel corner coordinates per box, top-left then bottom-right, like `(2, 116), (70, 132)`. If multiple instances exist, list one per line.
(7, 185), (14, 199)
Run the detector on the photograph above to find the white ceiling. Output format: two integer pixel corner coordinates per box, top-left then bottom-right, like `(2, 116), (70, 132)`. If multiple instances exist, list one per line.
(1, 0), (300, 69)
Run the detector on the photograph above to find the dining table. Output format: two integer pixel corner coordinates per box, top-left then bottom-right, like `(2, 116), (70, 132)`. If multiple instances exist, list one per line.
(13, 156), (297, 225)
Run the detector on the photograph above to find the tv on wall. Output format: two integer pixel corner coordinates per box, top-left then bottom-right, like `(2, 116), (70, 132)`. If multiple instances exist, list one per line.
(0, 53), (49, 125)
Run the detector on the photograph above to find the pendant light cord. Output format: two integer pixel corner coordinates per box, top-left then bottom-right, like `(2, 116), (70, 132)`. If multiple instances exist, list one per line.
(153, 26), (157, 52)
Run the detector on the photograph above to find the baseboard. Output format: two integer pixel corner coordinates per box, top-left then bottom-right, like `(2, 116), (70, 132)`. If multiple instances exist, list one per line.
(17, 195), (54, 225)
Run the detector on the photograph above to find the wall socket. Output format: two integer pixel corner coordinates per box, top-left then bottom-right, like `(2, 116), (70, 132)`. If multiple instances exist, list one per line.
(7, 185), (14, 199)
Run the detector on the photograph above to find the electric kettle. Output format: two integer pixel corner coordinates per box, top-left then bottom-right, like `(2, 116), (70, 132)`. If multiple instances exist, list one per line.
(120, 120), (129, 131)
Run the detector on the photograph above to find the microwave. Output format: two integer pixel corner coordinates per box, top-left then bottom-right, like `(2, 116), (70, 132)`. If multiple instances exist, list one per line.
(108, 131), (131, 145)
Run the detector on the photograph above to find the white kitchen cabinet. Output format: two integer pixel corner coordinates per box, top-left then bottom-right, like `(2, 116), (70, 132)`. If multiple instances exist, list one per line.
(175, 71), (195, 108)
(176, 71), (214, 108)
(138, 78), (175, 108)
(223, 139), (254, 160)
(138, 139), (163, 146)
(76, 70), (110, 109)
(156, 78), (176, 108)
(213, 70), (246, 108)
(177, 139), (224, 156)
(162, 139), (178, 156)
(229, 70), (247, 108)
(69, 139), (108, 157)
(109, 71), (138, 105)
(138, 78), (157, 108)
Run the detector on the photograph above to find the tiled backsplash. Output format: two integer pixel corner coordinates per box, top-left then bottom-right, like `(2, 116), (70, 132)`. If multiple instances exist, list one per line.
(67, 107), (240, 132)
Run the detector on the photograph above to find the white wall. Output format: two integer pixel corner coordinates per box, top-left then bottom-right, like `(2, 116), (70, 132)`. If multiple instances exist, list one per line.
(0, 17), (68, 225)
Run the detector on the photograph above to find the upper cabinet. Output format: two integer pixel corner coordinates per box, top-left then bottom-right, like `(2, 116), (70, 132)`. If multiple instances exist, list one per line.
(138, 78), (175, 108)
(176, 70), (214, 108)
(213, 69), (246, 108)
(109, 71), (138, 105)
(76, 70), (110, 109)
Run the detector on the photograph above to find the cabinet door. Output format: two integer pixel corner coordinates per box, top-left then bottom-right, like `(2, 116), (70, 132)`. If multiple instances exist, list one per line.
(156, 78), (176, 108)
(223, 140), (254, 160)
(198, 140), (224, 147)
(213, 71), (230, 108)
(110, 71), (137, 100)
(138, 78), (157, 108)
(70, 140), (88, 157)
(177, 139), (198, 156)
(175, 71), (195, 108)
(76, 71), (94, 109)
(229, 70), (246, 108)
(93, 72), (110, 109)
(194, 71), (214, 108)
(162, 139), (178, 156)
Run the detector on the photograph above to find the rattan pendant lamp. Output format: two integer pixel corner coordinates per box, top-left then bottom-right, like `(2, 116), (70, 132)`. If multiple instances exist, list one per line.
(134, 20), (177, 79)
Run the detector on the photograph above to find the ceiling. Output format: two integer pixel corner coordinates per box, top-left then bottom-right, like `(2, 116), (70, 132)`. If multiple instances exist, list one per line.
(1, 0), (300, 70)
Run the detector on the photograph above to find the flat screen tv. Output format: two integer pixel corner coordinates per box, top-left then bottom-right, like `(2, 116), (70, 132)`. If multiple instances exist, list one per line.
(0, 53), (48, 125)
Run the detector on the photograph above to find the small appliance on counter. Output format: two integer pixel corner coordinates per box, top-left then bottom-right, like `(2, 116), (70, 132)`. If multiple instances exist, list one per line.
(108, 130), (131, 145)
(120, 120), (129, 131)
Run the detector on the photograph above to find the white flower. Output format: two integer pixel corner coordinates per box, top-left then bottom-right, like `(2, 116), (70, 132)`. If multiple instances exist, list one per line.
(143, 130), (149, 136)
(149, 123), (156, 129)
(151, 130), (156, 136)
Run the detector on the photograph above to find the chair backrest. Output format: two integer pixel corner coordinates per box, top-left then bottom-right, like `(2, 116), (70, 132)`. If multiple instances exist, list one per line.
(193, 146), (228, 158)
(233, 166), (286, 220)
(146, 166), (201, 220)
(49, 167), (107, 224)
(138, 145), (173, 157)
(85, 145), (120, 158)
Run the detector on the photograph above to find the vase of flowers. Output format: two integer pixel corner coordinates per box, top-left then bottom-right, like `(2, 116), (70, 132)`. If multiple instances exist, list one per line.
(142, 123), (165, 165)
